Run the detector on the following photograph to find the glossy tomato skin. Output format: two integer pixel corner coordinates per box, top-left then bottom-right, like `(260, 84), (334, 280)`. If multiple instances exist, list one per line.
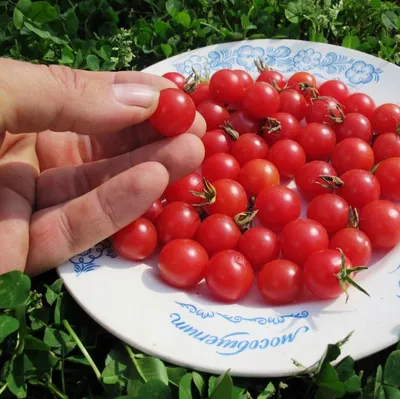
(304, 249), (352, 299)
(158, 239), (209, 288)
(359, 200), (400, 249)
(296, 123), (336, 161)
(319, 80), (349, 103)
(372, 103), (400, 135)
(281, 218), (329, 266)
(143, 200), (163, 222)
(206, 250), (254, 302)
(237, 227), (280, 271)
(238, 159), (280, 196)
(342, 93), (375, 119)
(331, 138), (374, 175)
(209, 69), (246, 104)
(235, 70), (254, 88)
(263, 112), (301, 145)
(335, 113), (373, 143)
(190, 83), (213, 105)
(243, 82), (280, 119)
(202, 129), (232, 158)
(375, 157), (400, 201)
(256, 70), (286, 89)
(373, 133), (400, 162)
(229, 110), (262, 135)
(164, 172), (204, 205)
(112, 217), (157, 261)
(257, 260), (303, 305)
(197, 100), (229, 131)
(288, 71), (317, 87)
(202, 153), (240, 182)
(231, 133), (268, 165)
(155, 202), (200, 244)
(306, 97), (342, 125)
(266, 139), (306, 179)
(295, 161), (337, 201)
(279, 89), (308, 121)
(162, 72), (185, 90)
(150, 88), (196, 136)
(330, 228), (372, 266)
(336, 170), (380, 210)
(307, 194), (350, 235)
(255, 185), (301, 231)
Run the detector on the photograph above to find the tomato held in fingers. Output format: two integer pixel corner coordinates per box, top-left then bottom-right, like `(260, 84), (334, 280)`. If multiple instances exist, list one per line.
(164, 172), (204, 205)
(112, 217), (157, 261)
(237, 227), (280, 271)
(278, 89), (308, 121)
(371, 103), (400, 135)
(190, 83), (213, 105)
(375, 157), (400, 201)
(262, 112), (301, 145)
(202, 129), (232, 158)
(197, 100), (229, 131)
(318, 80), (349, 103)
(306, 97), (343, 125)
(229, 110), (262, 135)
(373, 133), (400, 163)
(162, 72), (185, 90)
(334, 113), (373, 143)
(206, 250), (253, 302)
(230, 133), (268, 165)
(202, 153), (240, 182)
(150, 88), (196, 136)
(281, 218), (329, 266)
(257, 259), (303, 305)
(331, 138), (374, 175)
(209, 69), (247, 104)
(342, 93), (375, 120)
(256, 70), (286, 89)
(255, 185), (301, 231)
(155, 202), (201, 244)
(143, 199), (163, 222)
(243, 82), (280, 119)
(158, 239), (209, 288)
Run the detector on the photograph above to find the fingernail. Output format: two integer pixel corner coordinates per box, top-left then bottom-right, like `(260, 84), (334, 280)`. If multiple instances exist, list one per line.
(112, 83), (159, 107)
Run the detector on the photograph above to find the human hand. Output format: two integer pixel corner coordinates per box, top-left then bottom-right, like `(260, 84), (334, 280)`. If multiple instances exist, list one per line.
(0, 59), (206, 275)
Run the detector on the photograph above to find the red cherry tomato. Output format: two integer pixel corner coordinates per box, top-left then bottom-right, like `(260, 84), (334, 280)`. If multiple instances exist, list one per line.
(190, 83), (213, 105)
(197, 100), (229, 131)
(238, 159), (280, 196)
(255, 185), (301, 231)
(228, 110), (262, 135)
(202, 129), (232, 158)
(281, 218), (329, 266)
(256, 70), (286, 89)
(307, 194), (350, 235)
(209, 69), (247, 104)
(150, 88), (196, 136)
(318, 80), (349, 103)
(257, 259), (303, 305)
(158, 239), (209, 288)
(237, 227), (280, 271)
(342, 93), (375, 120)
(373, 133), (400, 163)
(304, 249), (352, 299)
(266, 139), (306, 179)
(112, 217), (157, 261)
(288, 71), (317, 87)
(306, 97), (342, 125)
(162, 72), (185, 90)
(296, 122), (336, 161)
(202, 153), (240, 182)
(164, 172), (204, 205)
(334, 113), (373, 143)
(206, 250), (253, 302)
(155, 202), (200, 244)
(331, 138), (374, 175)
(143, 199), (163, 222)
(263, 112), (301, 145)
(375, 157), (400, 202)
(371, 103), (400, 135)
(278, 89), (308, 121)
(243, 82), (280, 119)
(235, 70), (254, 89)
(295, 160), (337, 201)
(330, 228), (372, 266)
(336, 170), (380, 210)
(230, 133), (268, 165)
(359, 200), (400, 249)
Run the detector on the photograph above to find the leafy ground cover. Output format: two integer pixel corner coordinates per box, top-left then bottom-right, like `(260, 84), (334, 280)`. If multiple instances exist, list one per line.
(0, 0), (400, 397)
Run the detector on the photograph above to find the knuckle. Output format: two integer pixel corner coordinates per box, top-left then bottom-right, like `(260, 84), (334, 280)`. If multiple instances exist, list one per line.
(58, 209), (78, 254)
(95, 189), (122, 232)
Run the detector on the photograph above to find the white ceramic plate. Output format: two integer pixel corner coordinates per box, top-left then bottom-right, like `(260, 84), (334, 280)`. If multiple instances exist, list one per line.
(58, 39), (400, 377)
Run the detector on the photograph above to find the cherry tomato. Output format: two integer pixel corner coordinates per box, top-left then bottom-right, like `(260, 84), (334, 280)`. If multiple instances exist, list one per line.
(281, 218), (329, 266)
(206, 179), (248, 217)
(155, 202), (200, 244)
(375, 157), (400, 201)
(143, 199), (163, 222)
(237, 227), (280, 271)
(342, 93), (376, 120)
(150, 88), (196, 136)
(288, 71), (317, 87)
(334, 113), (373, 143)
(209, 69), (247, 104)
(206, 250), (254, 302)
(266, 139), (306, 179)
(263, 112), (301, 145)
(158, 239), (208, 288)
(279, 89), (308, 121)
(330, 228), (372, 266)
(190, 83), (213, 105)
(202, 129), (232, 158)
(202, 153), (240, 182)
(162, 72), (185, 90)
(373, 133), (400, 162)
(238, 159), (280, 196)
(256, 70), (286, 89)
(229, 110), (262, 135)
(164, 172), (204, 205)
(243, 82), (280, 119)
(304, 249), (352, 299)
(371, 103), (400, 135)
(331, 138), (374, 175)
(197, 100), (229, 130)
(255, 185), (301, 231)
(296, 122), (336, 161)
(235, 70), (254, 89)
(306, 97), (343, 125)
(359, 200), (400, 249)
(336, 170), (380, 210)
(112, 217), (157, 261)
(295, 160), (337, 201)
(257, 260), (303, 305)
(318, 80), (349, 103)
(307, 194), (350, 235)
(230, 133), (268, 165)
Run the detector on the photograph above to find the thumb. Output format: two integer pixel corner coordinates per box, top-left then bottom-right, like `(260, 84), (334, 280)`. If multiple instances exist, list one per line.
(0, 58), (170, 135)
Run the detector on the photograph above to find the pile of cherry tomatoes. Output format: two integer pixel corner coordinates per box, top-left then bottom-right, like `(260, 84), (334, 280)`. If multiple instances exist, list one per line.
(112, 61), (400, 305)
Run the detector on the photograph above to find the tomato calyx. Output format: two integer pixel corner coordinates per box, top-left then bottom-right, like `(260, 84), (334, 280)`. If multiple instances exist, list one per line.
(311, 96), (345, 124)
(334, 248), (370, 303)
(254, 58), (271, 73)
(234, 210), (259, 232)
(190, 178), (216, 207)
(292, 81), (319, 99)
(262, 117), (281, 135)
(221, 121), (240, 140)
(315, 175), (344, 191)
(347, 207), (360, 228)
(183, 68), (209, 93)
